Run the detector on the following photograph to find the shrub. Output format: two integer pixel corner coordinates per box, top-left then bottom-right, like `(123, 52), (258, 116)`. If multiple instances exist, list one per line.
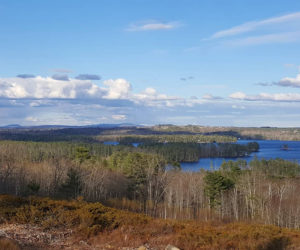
(0, 195), (299, 249)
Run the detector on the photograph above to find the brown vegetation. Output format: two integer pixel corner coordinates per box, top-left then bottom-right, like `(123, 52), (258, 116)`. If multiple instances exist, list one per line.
(0, 195), (300, 249)
(0, 236), (20, 250)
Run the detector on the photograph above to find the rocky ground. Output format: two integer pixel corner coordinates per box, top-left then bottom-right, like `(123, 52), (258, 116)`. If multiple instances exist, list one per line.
(0, 223), (180, 250)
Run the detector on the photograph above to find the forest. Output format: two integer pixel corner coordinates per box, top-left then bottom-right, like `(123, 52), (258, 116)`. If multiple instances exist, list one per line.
(0, 138), (296, 228)
(2, 125), (300, 142)
(138, 141), (259, 162)
(0, 128), (300, 249)
(96, 133), (237, 144)
(153, 125), (300, 141)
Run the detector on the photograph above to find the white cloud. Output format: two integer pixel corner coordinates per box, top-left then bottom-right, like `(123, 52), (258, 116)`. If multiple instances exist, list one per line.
(284, 63), (297, 68)
(29, 100), (52, 107)
(226, 31), (300, 46)
(9, 100), (24, 106)
(133, 87), (182, 107)
(0, 76), (104, 99)
(0, 76), (204, 108)
(126, 20), (181, 31)
(30, 102), (40, 107)
(258, 73), (300, 88)
(230, 91), (300, 102)
(204, 12), (300, 46)
(209, 12), (300, 39)
(202, 94), (222, 100)
(112, 114), (127, 121)
(135, 87), (171, 101)
(25, 116), (38, 122)
(102, 78), (131, 99)
(229, 92), (247, 99)
(232, 104), (245, 109)
(274, 73), (300, 88)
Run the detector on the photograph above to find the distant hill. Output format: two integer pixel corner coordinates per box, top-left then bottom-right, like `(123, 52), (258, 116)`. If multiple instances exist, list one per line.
(85, 123), (138, 128)
(0, 123), (138, 130)
(1, 124), (22, 128)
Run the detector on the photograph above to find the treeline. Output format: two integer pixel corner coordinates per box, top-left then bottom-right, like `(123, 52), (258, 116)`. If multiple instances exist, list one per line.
(153, 125), (300, 141)
(0, 127), (236, 143)
(2, 125), (300, 143)
(0, 140), (258, 165)
(97, 134), (237, 144)
(0, 127), (109, 142)
(0, 140), (131, 162)
(236, 127), (300, 140)
(139, 142), (259, 162)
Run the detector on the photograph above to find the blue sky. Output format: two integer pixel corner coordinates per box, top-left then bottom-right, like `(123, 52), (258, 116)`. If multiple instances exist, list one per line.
(1, 0), (300, 126)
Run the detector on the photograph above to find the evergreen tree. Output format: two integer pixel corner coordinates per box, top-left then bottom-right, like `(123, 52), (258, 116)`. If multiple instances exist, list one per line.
(204, 171), (234, 208)
(59, 168), (82, 199)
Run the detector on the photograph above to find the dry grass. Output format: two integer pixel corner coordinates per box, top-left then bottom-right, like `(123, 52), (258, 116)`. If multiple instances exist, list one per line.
(0, 237), (21, 250)
(0, 195), (300, 249)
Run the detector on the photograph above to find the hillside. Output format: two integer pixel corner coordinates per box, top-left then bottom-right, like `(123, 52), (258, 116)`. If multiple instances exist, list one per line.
(0, 195), (300, 250)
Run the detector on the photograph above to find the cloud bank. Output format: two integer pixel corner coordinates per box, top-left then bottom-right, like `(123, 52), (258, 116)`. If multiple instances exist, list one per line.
(230, 92), (300, 102)
(1, 74), (300, 126)
(0, 76), (188, 107)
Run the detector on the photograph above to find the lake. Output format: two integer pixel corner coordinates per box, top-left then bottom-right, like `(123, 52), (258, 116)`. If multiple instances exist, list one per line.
(103, 141), (119, 145)
(103, 141), (140, 147)
(103, 140), (300, 171)
(181, 140), (300, 171)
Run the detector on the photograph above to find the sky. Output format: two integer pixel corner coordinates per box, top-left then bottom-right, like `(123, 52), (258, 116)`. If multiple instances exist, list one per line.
(1, 0), (300, 127)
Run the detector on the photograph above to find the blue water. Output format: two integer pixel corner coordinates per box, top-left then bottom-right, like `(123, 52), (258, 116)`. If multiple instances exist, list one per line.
(103, 141), (119, 145)
(181, 140), (300, 171)
(103, 141), (140, 147)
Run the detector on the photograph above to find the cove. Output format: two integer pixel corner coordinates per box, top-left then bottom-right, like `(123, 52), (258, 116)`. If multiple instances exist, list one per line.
(181, 140), (300, 171)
